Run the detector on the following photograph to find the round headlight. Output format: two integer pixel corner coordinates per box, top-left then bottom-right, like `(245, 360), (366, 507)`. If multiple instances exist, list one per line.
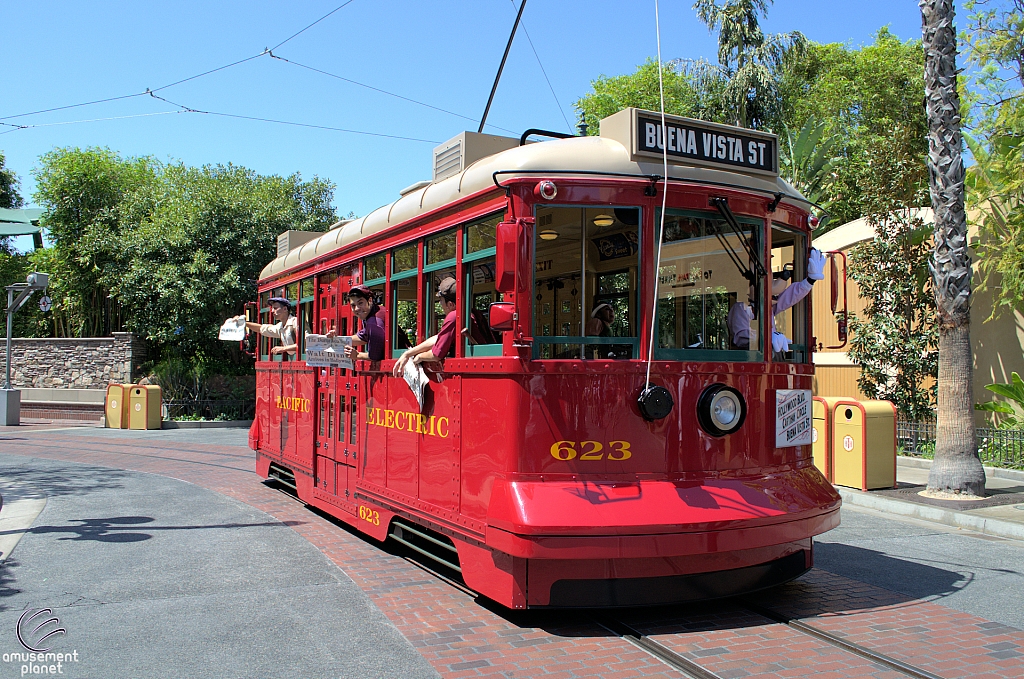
(697, 384), (746, 436)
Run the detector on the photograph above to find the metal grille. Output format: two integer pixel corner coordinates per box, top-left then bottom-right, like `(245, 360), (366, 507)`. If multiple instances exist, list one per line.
(898, 420), (1024, 469)
(164, 400), (255, 422)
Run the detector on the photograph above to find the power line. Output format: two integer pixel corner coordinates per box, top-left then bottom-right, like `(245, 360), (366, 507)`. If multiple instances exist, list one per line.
(269, 0), (358, 51)
(508, 0), (573, 132)
(148, 91), (439, 143)
(0, 111), (184, 135)
(0, 1), (358, 122)
(267, 51), (518, 135)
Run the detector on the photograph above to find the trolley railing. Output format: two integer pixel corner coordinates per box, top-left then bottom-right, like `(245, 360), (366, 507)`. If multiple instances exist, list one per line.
(897, 419), (1024, 469)
(163, 399), (255, 422)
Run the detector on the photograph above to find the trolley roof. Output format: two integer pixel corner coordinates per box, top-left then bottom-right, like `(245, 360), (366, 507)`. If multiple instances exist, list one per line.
(260, 109), (807, 280)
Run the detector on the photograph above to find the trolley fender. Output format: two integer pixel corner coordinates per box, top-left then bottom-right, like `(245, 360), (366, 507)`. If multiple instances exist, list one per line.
(248, 418), (260, 451)
(485, 467), (840, 538)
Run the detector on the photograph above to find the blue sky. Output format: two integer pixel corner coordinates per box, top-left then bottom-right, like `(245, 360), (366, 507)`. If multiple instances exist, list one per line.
(2, 1), (924, 250)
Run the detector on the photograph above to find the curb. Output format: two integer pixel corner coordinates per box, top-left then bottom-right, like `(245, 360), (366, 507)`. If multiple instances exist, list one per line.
(897, 455), (1024, 483)
(837, 486), (1024, 542)
(161, 420), (253, 430)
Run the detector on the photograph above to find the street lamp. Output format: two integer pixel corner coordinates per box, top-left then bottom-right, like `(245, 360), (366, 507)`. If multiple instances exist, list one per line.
(3, 272), (50, 426)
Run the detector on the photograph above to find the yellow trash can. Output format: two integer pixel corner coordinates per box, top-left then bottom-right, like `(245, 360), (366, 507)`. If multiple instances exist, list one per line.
(105, 384), (132, 429)
(812, 397), (845, 482)
(128, 385), (162, 430)
(832, 399), (897, 490)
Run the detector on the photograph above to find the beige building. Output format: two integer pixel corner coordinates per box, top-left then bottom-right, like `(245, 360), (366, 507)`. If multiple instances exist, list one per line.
(810, 210), (1024, 421)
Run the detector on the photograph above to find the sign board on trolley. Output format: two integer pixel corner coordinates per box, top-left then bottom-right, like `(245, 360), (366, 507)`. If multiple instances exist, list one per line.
(775, 389), (812, 447)
(600, 108), (779, 177)
(305, 334), (354, 370)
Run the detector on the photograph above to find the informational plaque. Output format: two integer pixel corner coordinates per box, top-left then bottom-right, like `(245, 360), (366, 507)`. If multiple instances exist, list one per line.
(775, 389), (812, 447)
(305, 334), (354, 370)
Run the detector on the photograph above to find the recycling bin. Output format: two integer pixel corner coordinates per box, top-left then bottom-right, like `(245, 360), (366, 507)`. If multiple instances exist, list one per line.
(105, 383), (132, 429)
(832, 399), (897, 490)
(128, 385), (163, 430)
(812, 397), (845, 482)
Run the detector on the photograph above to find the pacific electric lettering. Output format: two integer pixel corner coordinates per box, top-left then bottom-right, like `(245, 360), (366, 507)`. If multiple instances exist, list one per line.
(366, 407), (450, 438)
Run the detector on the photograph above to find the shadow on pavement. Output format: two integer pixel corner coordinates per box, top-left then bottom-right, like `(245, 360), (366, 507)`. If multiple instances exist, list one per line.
(2, 516), (308, 543)
(813, 542), (970, 601)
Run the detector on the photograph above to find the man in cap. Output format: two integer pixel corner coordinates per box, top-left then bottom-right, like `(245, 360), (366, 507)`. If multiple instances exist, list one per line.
(586, 302), (615, 337)
(240, 297), (298, 357)
(341, 284), (387, 361)
(393, 277), (458, 376)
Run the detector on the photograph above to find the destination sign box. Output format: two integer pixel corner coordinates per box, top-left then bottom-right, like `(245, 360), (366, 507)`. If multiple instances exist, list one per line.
(628, 109), (778, 176)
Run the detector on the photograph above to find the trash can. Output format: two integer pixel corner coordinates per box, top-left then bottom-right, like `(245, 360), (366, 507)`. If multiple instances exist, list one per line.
(812, 397), (845, 482)
(105, 384), (132, 429)
(128, 385), (162, 430)
(832, 399), (897, 490)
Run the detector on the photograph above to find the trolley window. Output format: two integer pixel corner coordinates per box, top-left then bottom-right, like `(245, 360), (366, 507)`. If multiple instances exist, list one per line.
(463, 213), (504, 357)
(533, 206), (640, 359)
(424, 230), (457, 357)
(654, 209), (763, 361)
(770, 223), (810, 363)
(391, 244), (419, 356)
(298, 278), (314, 360)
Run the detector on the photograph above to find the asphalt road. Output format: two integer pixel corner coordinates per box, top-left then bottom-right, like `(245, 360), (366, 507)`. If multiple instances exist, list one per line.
(815, 503), (1024, 630)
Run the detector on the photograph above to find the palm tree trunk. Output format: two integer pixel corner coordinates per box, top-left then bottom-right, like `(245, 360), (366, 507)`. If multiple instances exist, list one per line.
(921, 0), (986, 496)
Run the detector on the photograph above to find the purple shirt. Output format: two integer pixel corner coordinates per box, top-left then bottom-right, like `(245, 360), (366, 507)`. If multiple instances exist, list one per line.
(432, 310), (458, 361)
(356, 304), (387, 361)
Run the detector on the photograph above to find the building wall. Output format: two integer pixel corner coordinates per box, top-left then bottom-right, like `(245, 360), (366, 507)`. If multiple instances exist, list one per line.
(0, 333), (146, 389)
(809, 213), (1024, 423)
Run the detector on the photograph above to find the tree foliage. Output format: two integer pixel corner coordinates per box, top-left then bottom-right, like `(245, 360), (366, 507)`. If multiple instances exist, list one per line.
(1, 150), (25, 254)
(846, 148), (938, 421)
(30, 147), (337, 371)
(691, 0), (806, 130)
(962, 1), (1024, 318)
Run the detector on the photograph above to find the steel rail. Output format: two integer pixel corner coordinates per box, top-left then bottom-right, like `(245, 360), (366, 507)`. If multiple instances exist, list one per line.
(741, 602), (947, 679)
(593, 616), (725, 679)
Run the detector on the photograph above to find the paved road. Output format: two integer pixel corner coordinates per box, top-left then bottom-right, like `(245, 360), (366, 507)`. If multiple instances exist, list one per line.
(2, 424), (1022, 679)
(0, 449), (438, 679)
(816, 503), (1024, 630)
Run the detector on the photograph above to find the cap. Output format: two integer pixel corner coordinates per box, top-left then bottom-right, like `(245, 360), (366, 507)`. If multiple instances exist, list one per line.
(591, 302), (612, 318)
(268, 296), (294, 309)
(348, 284), (373, 299)
(436, 277), (457, 298)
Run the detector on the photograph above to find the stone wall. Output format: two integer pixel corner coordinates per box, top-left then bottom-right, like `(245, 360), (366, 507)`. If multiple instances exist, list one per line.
(0, 333), (146, 388)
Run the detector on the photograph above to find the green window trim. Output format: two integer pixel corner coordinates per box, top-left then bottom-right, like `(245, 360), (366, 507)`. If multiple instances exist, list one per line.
(653, 348), (763, 363)
(462, 246), (496, 263)
(466, 344), (502, 357)
(423, 257), (456, 274)
(363, 277), (386, 287)
(389, 269), (419, 282)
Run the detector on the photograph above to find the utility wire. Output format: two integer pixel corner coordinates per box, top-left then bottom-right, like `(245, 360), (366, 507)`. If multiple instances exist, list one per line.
(148, 91), (439, 143)
(0, 1), (357, 121)
(507, 0), (572, 133)
(0, 110), (184, 135)
(267, 51), (517, 135)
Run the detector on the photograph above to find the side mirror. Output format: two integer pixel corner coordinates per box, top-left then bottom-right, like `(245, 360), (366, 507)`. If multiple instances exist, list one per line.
(495, 221), (519, 293)
(488, 302), (515, 332)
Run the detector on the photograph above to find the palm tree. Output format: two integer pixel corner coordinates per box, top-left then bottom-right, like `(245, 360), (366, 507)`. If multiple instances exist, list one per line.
(921, 0), (986, 497)
(691, 0), (805, 130)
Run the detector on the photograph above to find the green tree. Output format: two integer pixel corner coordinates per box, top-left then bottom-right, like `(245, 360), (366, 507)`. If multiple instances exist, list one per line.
(32, 147), (160, 337)
(779, 29), (928, 226)
(691, 0), (806, 130)
(109, 162), (336, 368)
(922, 0), (985, 497)
(846, 148), (938, 421)
(1, 150), (25, 254)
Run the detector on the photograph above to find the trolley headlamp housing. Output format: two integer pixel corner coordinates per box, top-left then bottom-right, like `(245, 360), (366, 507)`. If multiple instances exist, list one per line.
(696, 384), (746, 436)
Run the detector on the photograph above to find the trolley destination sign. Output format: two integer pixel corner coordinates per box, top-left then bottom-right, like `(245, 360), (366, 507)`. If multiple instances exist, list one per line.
(629, 109), (778, 177)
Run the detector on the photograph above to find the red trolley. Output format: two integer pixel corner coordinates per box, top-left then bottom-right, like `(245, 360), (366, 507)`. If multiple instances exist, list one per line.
(248, 109), (841, 608)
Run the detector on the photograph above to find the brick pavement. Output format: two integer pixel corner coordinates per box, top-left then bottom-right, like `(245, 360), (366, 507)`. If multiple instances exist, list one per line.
(2, 426), (1023, 679)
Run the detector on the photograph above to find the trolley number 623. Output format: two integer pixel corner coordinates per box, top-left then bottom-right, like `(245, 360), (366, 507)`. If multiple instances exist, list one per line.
(550, 440), (632, 461)
(358, 505), (380, 526)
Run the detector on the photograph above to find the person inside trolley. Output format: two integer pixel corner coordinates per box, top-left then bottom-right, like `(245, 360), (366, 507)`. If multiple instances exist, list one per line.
(728, 249), (825, 356)
(340, 284), (387, 361)
(240, 296), (298, 358)
(586, 302), (615, 337)
(392, 277), (457, 376)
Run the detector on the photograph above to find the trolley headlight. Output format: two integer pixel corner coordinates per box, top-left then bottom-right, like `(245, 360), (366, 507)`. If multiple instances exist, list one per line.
(696, 385), (746, 436)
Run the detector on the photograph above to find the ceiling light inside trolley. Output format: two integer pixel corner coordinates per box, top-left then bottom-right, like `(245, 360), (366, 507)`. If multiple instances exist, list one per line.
(697, 385), (746, 436)
(539, 229), (559, 241)
(592, 214), (615, 227)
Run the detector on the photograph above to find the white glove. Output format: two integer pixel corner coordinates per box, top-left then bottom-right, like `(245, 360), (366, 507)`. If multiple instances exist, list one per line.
(807, 248), (826, 281)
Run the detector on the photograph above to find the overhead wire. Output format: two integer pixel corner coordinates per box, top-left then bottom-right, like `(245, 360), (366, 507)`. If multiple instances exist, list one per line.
(267, 51), (517, 134)
(0, 0), (358, 122)
(147, 91), (439, 143)
(507, 0), (572, 133)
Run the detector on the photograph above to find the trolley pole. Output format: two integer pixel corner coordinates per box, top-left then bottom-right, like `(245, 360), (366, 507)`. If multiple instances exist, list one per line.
(478, 0), (527, 133)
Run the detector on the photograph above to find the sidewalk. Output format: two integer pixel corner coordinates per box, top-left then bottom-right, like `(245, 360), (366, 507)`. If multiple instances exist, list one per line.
(837, 457), (1024, 541)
